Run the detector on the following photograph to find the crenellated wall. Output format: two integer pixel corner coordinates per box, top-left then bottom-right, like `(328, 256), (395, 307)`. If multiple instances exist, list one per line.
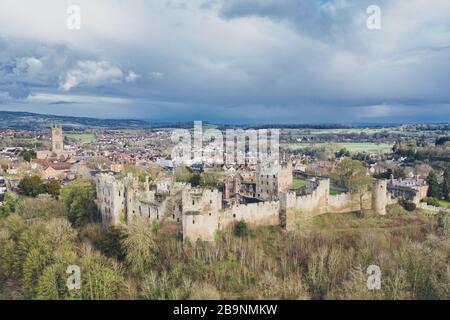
(98, 172), (392, 242)
(183, 200), (280, 241)
(282, 179), (330, 218)
(328, 192), (371, 213)
(222, 201), (280, 227)
(280, 179), (388, 230)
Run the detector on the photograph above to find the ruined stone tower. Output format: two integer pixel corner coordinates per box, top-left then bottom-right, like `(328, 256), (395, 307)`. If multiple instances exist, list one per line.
(372, 179), (387, 215)
(51, 125), (64, 154)
(256, 161), (293, 201)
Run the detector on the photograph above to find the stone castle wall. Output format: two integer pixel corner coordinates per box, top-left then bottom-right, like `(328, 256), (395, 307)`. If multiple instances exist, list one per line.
(181, 188), (222, 216)
(221, 201), (280, 227)
(280, 179), (388, 230)
(328, 192), (371, 213)
(282, 179), (330, 218)
(182, 200), (280, 242)
(97, 174), (179, 228)
(98, 173), (391, 242)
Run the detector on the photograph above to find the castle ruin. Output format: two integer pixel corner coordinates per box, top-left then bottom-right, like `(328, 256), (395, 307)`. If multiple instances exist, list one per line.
(96, 160), (417, 241)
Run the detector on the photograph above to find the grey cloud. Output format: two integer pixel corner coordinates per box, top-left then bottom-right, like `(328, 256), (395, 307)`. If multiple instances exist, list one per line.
(1, 1), (450, 123)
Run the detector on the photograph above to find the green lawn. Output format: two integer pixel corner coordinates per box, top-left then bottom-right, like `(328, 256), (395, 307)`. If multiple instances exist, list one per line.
(438, 199), (450, 208)
(65, 133), (96, 143)
(293, 178), (307, 189)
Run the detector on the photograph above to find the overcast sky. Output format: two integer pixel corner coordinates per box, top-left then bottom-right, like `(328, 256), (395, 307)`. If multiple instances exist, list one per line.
(1, 0), (450, 124)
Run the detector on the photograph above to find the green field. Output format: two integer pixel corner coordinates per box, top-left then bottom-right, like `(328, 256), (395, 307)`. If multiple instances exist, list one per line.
(65, 133), (96, 143)
(293, 178), (307, 189)
(295, 128), (387, 135)
(438, 199), (450, 208)
(330, 186), (346, 195)
(286, 142), (393, 153)
(283, 128), (434, 137)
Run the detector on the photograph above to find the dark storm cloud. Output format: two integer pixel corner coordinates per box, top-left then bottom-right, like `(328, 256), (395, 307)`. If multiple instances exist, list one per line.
(1, 0), (450, 123)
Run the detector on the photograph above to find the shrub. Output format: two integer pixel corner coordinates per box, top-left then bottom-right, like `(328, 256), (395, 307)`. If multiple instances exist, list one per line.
(0, 193), (17, 218)
(400, 199), (417, 212)
(44, 180), (61, 198)
(18, 175), (44, 197)
(421, 197), (440, 207)
(61, 180), (99, 227)
(99, 226), (126, 260)
(20, 149), (36, 162)
(233, 220), (248, 238)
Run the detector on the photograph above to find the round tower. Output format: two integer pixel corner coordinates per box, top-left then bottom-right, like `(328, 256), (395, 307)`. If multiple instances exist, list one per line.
(372, 179), (387, 215)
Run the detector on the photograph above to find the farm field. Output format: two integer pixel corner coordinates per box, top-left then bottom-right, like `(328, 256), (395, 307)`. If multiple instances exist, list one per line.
(65, 133), (96, 143)
(286, 142), (393, 153)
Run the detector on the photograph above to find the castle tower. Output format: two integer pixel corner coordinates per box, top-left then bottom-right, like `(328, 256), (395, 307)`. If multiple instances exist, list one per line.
(372, 180), (387, 215)
(51, 125), (64, 154)
(256, 161), (292, 201)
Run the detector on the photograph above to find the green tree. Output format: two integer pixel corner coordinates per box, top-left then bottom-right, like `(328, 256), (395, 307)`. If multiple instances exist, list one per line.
(421, 196), (441, 207)
(18, 175), (45, 197)
(0, 193), (18, 218)
(15, 218), (77, 298)
(44, 180), (61, 198)
(20, 149), (37, 162)
(122, 217), (157, 275)
(441, 168), (450, 201)
(233, 220), (248, 238)
(35, 264), (68, 300)
(427, 171), (441, 199)
(335, 148), (350, 158)
(78, 251), (123, 300)
(332, 158), (371, 214)
(118, 166), (148, 182)
(201, 170), (224, 189)
(15, 197), (66, 220)
(99, 226), (126, 260)
(36, 251), (123, 300)
(174, 166), (194, 183)
(61, 180), (99, 227)
(399, 199), (416, 212)
(189, 174), (201, 187)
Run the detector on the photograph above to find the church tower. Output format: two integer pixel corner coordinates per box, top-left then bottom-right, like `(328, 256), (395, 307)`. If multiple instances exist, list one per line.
(51, 125), (64, 154)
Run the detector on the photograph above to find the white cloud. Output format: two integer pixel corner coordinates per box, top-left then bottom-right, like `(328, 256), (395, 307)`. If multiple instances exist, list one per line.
(28, 92), (132, 104)
(13, 57), (43, 76)
(125, 71), (140, 82)
(60, 60), (137, 91)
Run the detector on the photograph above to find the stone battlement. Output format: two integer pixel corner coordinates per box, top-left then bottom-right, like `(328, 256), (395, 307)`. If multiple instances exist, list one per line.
(97, 171), (398, 241)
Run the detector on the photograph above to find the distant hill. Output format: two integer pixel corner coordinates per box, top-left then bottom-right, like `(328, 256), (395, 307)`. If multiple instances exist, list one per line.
(0, 110), (397, 131)
(0, 111), (246, 131)
(0, 111), (150, 130)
